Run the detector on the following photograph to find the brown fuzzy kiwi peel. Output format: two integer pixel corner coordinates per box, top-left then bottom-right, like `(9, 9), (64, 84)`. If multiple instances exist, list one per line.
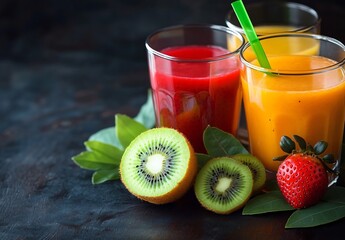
(194, 157), (253, 214)
(120, 127), (198, 204)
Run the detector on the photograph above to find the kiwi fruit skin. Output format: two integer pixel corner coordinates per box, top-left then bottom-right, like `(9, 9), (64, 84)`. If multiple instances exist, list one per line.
(120, 127), (198, 205)
(231, 154), (266, 194)
(194, 157), (253, 214)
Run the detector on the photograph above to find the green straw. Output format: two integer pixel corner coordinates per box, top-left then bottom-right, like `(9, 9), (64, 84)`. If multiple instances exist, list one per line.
(231, 0), (271, 69)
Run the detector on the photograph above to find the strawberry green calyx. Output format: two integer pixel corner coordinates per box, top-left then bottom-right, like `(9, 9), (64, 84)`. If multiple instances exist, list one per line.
(274, 135), (337, 175)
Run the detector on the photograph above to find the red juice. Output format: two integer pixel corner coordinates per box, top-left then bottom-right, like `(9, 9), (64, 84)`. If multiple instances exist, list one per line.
(149, 45), (242, 153)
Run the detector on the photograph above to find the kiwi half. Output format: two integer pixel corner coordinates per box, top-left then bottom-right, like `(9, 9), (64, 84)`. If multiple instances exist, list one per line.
(120, 127), (197, 204)
(194, 157), (253, 214)
(231, 154), (266, 194)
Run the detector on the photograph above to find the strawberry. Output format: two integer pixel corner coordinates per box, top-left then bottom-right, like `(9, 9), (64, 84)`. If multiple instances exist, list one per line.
(274, 135), (337, 209)
(277, 153), (328, 209)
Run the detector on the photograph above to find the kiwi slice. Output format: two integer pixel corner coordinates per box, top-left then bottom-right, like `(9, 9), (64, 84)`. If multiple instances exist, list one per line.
(120, 127), (197, 204)
(231, 154), (266, 193)
(194, 157), (253, 214)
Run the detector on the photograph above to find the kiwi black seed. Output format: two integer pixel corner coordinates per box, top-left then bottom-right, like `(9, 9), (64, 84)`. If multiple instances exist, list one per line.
(231, 154), (266, 194)
(120, 127), (197, 204)
(194, 157), (253, 214)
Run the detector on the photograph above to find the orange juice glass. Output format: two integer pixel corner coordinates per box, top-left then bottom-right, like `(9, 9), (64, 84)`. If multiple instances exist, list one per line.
(240, 34), (345, 185)
(226, 2), (321, 142)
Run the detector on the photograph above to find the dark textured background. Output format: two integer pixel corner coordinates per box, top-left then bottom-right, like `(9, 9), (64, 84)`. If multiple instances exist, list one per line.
(1, 0), (345, 239)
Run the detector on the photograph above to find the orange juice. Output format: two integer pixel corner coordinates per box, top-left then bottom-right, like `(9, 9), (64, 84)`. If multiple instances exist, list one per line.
(242, 26), (320, 62)
(255, 25), (296, 34)
(242, 55), (345, 172)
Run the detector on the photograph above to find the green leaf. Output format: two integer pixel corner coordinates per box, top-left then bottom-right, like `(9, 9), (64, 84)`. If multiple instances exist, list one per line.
(72, 90), (155, 184)
(92, 169), (120, 184)
(196, 153), (213, 170)
(243, 191), (294, 215)
(286, 202), (345, 228)
(203, 126), (248, 157)
(72, 159), (116, 171)
(280, 135), (295, 153)
(313, 141), (328, 155)
(293, 135), (306, 151)
(115, 114), (148, 149)
(89, 127), (122, 149)
(72, 151), (118, 170)
(134, 90), (155, 129)
(322, 154), (335, 164)
(284, 187), (345, 228)
(84, 141), (123, 162)
(74, 150), (118, 164)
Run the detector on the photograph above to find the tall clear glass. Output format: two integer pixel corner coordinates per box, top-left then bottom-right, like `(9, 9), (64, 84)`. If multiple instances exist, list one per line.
(226, 1), (320, 36)
(240, 33), (345, 185)
(146, 25), (244, 153)
(226, 2), (321, 145)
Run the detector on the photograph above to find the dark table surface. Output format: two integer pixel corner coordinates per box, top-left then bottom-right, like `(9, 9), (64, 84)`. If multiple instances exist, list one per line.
(1, 0), (345, 239)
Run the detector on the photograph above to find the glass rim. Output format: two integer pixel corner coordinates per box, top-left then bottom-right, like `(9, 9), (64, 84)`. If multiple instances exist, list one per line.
(145, 24), (245, 63)
(225, 1), (321, 35)
(240, 33), (345, 76)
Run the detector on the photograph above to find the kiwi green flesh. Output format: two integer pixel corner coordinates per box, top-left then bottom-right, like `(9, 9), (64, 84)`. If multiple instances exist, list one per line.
(120, 128), (191, 197)
(231, 154), (266, 193)
(195, 157), (253, 213)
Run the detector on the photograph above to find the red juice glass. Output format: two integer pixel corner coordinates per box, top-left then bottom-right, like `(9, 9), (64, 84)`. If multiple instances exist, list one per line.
(145, 25), (244, 153)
